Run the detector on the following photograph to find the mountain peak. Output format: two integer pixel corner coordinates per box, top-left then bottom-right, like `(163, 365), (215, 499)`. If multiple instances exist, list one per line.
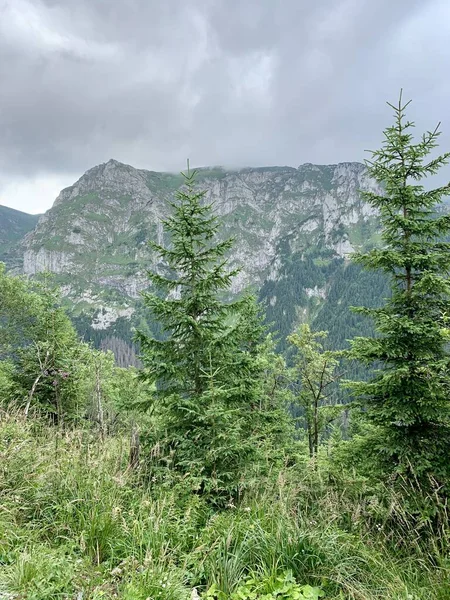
(104, 158), (131, 168)
(78, 159), (136, 181)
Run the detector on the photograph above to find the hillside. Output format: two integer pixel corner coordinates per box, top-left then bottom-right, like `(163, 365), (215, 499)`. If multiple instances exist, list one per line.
(0, 205), (39, 266)
(15, 160), (384, 356)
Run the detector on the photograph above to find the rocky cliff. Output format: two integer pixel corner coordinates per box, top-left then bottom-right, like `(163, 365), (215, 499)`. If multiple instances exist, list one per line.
(0, 159), (388, 358)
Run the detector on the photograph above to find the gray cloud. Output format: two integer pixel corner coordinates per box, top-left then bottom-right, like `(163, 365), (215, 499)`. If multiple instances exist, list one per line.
(0, 0), (449, 212)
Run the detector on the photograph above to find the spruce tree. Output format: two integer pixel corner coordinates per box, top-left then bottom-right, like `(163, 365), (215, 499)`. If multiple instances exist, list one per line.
(136, 167), (269, 501)
(348, 95), (450, 486)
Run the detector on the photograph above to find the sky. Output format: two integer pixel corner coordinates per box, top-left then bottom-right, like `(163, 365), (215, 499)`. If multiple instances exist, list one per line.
(0, 0), (450, 214)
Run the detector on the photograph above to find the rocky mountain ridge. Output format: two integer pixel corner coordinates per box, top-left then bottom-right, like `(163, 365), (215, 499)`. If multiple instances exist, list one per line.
(4, 159), (385, 358)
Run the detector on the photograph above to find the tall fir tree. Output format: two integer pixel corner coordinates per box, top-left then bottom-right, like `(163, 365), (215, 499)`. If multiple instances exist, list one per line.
(348, 95), (450, 486)
(136, 167), (274, 501)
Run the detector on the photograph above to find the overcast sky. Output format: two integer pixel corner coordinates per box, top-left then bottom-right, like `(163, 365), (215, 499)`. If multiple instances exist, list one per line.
(1, 0), (449, 214)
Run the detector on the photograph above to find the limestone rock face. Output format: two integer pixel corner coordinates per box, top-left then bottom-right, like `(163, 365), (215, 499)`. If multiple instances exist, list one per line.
(17, 159), (381, 332)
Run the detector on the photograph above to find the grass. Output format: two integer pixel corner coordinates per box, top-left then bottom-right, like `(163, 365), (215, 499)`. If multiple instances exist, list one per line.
(0, 411), (449, 599)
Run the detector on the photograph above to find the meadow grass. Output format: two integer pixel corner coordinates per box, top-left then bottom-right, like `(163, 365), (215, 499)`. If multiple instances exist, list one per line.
(0, 411), (448, 599)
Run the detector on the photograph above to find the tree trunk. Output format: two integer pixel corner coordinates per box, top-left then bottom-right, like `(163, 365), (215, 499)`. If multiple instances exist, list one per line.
(24, 373), (42, 419)
(129, 424), (140, 470)
(24, 348), (50, 419)
(308, 426), (314, 458)
(95, 360), (105, 440)
(313, 395), (319, 457)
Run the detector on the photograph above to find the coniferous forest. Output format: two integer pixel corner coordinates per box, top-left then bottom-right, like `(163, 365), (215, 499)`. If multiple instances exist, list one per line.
(2, 99), (450, 599)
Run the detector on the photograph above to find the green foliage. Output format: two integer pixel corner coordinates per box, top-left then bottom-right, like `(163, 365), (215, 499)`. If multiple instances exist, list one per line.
(287, 325), (343, 457)
(1, 412), (449, 599)
(313, 263), (391, 352)
(0, 265), (84, 420)
(137, 166), (242, 400)
(0, 265), (140, 427)
(136, 168), (287, 502)
(204, 572), (325, 600)
(121, 567), (189, 600)
(260, 250), (339, 349)
(252, 333), (297, 458)
(0, 360), (20, 402)
(347, 95), (450, 487)
(5, 545), (77, 599)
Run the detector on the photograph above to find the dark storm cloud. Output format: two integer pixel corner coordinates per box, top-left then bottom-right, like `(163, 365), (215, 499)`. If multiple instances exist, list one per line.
(0, 0), (449, 212)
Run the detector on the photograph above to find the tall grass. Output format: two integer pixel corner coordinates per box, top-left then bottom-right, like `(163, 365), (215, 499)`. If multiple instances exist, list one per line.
(0, 410), (448, 599)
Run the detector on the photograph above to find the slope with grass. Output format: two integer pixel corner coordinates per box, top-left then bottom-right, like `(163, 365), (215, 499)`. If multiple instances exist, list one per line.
(1, 412), (448, 600)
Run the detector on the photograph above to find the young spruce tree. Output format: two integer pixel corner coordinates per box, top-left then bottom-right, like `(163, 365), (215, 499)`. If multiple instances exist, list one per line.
(348, 95), (450, 486)
(136, 167), (269, 502)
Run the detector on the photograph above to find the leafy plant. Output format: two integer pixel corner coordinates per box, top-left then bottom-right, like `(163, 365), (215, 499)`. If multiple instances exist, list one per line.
(288, 324), (343, 458)
(203, 572), (325, 600)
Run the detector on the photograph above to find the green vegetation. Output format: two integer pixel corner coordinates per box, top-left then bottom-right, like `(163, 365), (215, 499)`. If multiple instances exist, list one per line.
(288, 325), (343, 458)
(1, 98), (450, 599)
(1, 415), (449, 599)
(0, 264), (143, 426)
(348, 94), (450, 488)
(0, 205), (39, 263)
(136, 167), (290, 503)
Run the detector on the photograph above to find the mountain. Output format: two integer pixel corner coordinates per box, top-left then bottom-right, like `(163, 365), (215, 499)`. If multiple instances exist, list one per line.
(13, 159), (387, 361)
(0, 205), (40, 266)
